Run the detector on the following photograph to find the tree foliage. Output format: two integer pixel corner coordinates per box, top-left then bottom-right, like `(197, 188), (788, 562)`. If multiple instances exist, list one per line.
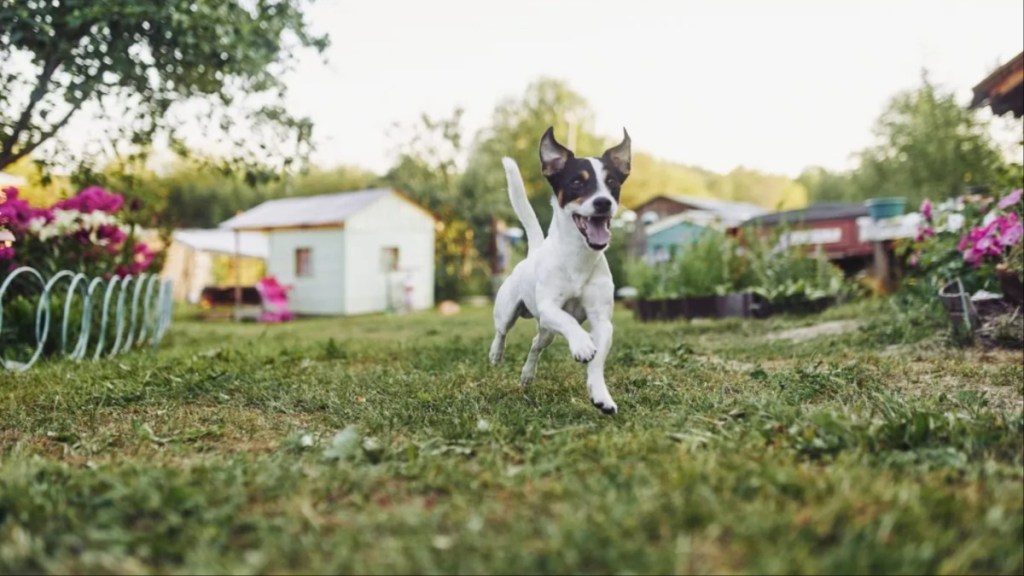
(797, 166), (860, 204)
(0, 0), (328, 181)
(383, 109), (488, 301)
(851, 75), (1016, 205)
(460, 78), (606, 232)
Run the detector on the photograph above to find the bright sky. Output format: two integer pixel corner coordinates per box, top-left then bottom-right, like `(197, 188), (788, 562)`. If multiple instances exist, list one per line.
(280, 0), (1024, 178)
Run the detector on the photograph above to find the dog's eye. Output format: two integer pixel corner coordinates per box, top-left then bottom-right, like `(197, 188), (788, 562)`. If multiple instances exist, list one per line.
(571, 178), (584, 188)
(605, 177), (619, 188)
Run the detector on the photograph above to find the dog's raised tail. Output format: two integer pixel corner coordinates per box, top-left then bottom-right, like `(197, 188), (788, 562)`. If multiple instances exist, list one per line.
(502, 157), (544, 252)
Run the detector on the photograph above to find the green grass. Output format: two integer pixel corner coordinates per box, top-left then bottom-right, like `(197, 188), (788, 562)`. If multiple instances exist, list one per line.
(1, 299), (1022, 574)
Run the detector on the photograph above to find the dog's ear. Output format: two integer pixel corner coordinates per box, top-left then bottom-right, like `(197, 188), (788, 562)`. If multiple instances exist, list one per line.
(539, 127), (573, 176)
(603, 128), (631, 178)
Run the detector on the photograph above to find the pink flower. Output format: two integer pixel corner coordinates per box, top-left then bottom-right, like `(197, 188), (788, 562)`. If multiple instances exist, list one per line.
(120, 242), (158, 275)
(997, 189), (1023, 211)
(54, 186), (124, 214)
(0, 245), (14, 261)
(909, 252), (920, 267)
(915, 226), (935, 242)
(0, 186), (51, 229)
(97, 224), (126, 244)
(1001, 221), (1023, 247)
(920, 199), (933, 222)
(964, 246), (986, 266)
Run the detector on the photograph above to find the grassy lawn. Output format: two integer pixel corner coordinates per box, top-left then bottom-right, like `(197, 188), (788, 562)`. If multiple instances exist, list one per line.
(1, 300), (1022, 574)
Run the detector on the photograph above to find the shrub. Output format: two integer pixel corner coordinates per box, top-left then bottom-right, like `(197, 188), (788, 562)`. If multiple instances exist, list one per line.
(626, 227), (850, 305)
(899, 189), (1023, 293)
(1, 185), (165, 363)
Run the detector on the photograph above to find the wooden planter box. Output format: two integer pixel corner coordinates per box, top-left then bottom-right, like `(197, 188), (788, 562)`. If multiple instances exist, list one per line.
(634, 292), (834, 322)
(634, 292), (757, 322)
(751, 296), (836, 318)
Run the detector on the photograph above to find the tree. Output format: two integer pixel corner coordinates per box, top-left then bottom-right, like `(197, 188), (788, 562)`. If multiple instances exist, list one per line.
(460, 78), (605, 235)
(0, 0), (328, 182)
(851, 74), (1011, 206)
(714, 167), (808, 210)
(383, 109), (488, 300)
(622, 153), (712, 208)
(797, 167), (860, 204)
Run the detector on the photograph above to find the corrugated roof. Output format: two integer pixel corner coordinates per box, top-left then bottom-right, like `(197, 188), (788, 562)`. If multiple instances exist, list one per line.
(742, 203), (869, 226)
(644, 210), (724, 235)
(219, 188), (393, 230)
(173, 229), (268, 259)
(640, 194), (768, 223)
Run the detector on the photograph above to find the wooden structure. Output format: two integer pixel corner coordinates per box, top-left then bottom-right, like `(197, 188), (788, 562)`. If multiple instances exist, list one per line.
(221, 189), (436, 316)
(740, 203), (873, 261)
(970, 51), (1024, 118)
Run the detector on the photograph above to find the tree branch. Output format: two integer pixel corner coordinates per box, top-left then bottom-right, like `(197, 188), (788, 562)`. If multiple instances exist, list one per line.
(0, 98), (85, 169)
(1, 54), (64, 160)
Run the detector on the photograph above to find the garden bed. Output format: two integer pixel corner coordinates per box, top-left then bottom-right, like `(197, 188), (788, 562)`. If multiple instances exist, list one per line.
(634, 292), (836, 322)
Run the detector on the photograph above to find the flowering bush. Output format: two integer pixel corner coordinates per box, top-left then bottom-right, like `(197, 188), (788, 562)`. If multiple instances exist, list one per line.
(0, 185), (162, 280)
(902, 189), (1023, 292)
(957, 189), (1023, 274)
(2, 184), (166, 363)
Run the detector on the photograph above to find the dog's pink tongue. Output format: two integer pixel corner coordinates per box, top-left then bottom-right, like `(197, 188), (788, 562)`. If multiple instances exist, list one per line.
(586, 218), (611, 246)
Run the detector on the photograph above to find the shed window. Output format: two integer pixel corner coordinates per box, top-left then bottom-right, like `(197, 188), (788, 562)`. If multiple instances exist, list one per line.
(295, 247), (313, 278)
(381, 247), (399, 272)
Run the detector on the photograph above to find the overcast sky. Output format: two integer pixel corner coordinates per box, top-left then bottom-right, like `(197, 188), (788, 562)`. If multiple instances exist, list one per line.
(278, 0), (1023, 177)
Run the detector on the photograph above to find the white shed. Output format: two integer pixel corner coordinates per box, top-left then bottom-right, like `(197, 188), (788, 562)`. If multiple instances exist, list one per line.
(220, 189), (435, 315)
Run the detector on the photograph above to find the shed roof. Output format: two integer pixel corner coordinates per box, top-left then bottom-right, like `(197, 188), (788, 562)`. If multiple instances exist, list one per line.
(219, 188), (396, 231)
(638, 194), (767, 225)
(969, 51), (1024, 118)
(644, 210), (721, 236)
(172, 229), (268, 259)
(742, 203), (869, 226)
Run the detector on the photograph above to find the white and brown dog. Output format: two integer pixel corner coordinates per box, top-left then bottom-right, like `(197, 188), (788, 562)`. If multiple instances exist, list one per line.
(489, 127), (631, 415)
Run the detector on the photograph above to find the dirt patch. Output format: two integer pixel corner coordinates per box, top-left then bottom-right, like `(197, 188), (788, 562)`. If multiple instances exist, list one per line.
(766, 320), (860, 343)
(888, 349), (1024, 412)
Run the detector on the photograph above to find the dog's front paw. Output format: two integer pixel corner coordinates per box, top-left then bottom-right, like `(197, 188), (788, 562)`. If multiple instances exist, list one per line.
(590, 396), (618, 415)
(569, 336), (597, 363)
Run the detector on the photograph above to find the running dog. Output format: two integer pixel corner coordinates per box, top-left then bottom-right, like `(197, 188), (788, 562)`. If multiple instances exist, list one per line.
(489, 127), (630, 415)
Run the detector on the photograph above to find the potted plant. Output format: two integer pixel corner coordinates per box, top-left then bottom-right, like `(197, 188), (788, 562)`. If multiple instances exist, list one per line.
(904, 189), (1023, 338)
(957, 188), (1022, 306)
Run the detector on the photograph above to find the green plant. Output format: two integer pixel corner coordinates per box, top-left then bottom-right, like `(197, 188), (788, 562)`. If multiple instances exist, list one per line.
(673, 230), (742, 297)
(743, 229), (848, 304)
(626, 258), (680, 299)
(627, 231), (753, 299)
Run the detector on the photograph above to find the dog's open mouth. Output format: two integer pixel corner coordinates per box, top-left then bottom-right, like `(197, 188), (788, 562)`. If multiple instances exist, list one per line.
(572, 214), (611, 250)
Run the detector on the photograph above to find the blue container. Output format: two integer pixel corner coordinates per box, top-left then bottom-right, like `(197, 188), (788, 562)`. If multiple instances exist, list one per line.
(865, 197), (907, 220)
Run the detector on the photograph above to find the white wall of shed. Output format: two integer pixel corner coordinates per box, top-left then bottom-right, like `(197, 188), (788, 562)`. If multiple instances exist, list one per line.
(343, 194), (435, 314)
(267, 229), (346, 315)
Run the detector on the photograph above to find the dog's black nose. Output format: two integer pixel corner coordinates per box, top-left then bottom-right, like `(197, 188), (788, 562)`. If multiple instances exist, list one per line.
(593, 198), (612, 214)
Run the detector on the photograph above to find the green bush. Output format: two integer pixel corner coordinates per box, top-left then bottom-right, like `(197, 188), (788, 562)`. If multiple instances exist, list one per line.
(626, 227), (852, 305)
(744, 231), (849, 304)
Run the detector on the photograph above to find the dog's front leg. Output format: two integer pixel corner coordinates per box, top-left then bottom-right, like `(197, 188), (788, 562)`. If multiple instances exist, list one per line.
(582, 275), (616, 414)
(584, 318), (616, 414)
(536, 300), (596, 363)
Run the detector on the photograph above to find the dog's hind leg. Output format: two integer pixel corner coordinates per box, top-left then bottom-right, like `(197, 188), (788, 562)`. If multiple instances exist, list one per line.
(489, 290), (521, 366)
(519, 326), (554, 387)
